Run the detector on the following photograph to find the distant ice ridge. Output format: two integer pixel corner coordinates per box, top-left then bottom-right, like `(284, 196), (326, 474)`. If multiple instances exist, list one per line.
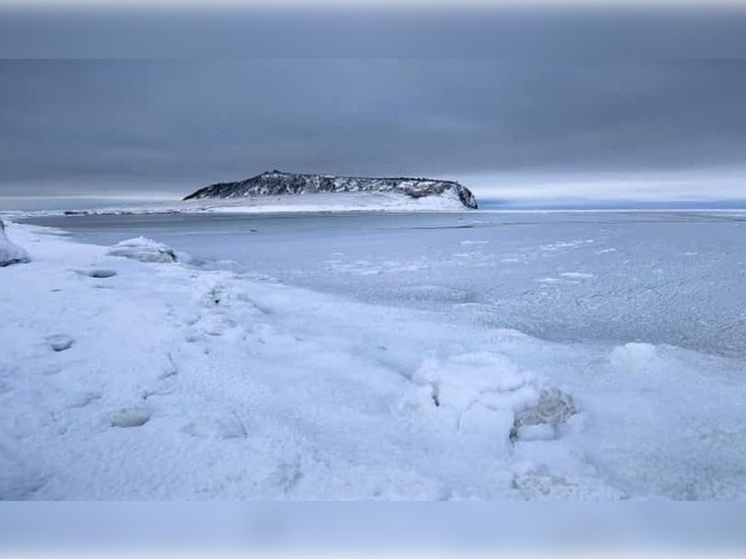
(3, 192), (477, 219)
(183, 170), (479, 210)
(0, 219), (29, 266)
(0, 172), (478, 218)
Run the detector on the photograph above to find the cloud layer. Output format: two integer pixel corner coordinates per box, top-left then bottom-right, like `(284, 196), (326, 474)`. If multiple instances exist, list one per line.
(2, 58), (746, 202)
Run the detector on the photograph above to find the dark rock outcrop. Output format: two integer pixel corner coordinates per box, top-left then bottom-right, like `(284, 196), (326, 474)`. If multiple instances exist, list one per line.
(184, 170), (478, 209)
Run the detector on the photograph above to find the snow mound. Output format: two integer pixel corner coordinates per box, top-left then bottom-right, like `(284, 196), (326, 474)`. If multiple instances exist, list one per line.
(413, 351), (530, 411)
(108, 406), (152, 428)
(403, 352), (577, 446)
(0, 219), (30, 267)
(107, 237), (178, 263)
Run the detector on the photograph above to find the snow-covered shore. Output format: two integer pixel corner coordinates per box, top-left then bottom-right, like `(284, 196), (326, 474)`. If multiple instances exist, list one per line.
(2, 220), (746, 500)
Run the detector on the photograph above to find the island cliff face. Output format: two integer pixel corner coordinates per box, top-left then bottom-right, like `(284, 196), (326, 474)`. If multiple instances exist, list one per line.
(183, 171), (478, 209)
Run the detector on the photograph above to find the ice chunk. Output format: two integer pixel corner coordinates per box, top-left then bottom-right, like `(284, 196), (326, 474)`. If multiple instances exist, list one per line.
(0, 219), (30, 267)
(107, 237), (177, 263)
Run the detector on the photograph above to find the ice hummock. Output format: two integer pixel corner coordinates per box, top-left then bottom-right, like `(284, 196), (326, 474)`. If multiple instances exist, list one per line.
(0, 219), (30, 267)
(107, 237), (178, 263)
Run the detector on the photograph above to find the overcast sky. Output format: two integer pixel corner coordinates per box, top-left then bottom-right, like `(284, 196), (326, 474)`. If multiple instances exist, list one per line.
(2, 59), (746, 206)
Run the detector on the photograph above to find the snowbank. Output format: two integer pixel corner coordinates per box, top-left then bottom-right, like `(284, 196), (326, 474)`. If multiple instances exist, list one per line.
(1, 222), (746, 500)
(0, 219), (30, 267)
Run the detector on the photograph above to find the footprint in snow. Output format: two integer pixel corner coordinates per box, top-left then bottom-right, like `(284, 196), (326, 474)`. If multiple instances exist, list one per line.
(0, 447), (47, 500)
(195, 313), (237, 336)
(67, 391), (103, 408)
(158, 356), (179, 380)
(181, 411), (248, 440)
(267, 457), (303, 495)
(40, 364), (63, 376)
(46, 334), (74, 352)
(183, 332), (204, 343)
(75, 269), (118, 279)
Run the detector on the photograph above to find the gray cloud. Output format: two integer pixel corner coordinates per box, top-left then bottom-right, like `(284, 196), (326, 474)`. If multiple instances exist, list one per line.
(2, 59), (746, 202)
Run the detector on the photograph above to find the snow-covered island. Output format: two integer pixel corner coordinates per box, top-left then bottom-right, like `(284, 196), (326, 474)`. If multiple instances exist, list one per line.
(183, 170), (479, 211)
(1, 172), (480, 220)
(3, 172), (480, 220)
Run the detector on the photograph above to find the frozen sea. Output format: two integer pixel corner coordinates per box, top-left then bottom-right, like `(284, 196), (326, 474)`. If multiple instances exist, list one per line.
(4, 208), (746, 503)
(28, 209), (746, 357)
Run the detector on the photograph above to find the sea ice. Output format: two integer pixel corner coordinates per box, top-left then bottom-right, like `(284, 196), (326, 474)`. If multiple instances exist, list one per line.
(1, 212), (746, 501)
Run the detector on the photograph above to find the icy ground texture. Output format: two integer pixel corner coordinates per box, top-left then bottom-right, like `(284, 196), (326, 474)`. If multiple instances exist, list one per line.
(0, 219), (29, 267)
(2, 220), (746, 499)
(37, 210), (746, 357)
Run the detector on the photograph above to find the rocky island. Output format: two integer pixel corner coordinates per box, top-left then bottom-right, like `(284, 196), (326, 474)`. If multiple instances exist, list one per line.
(183, 170), (478, 210)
